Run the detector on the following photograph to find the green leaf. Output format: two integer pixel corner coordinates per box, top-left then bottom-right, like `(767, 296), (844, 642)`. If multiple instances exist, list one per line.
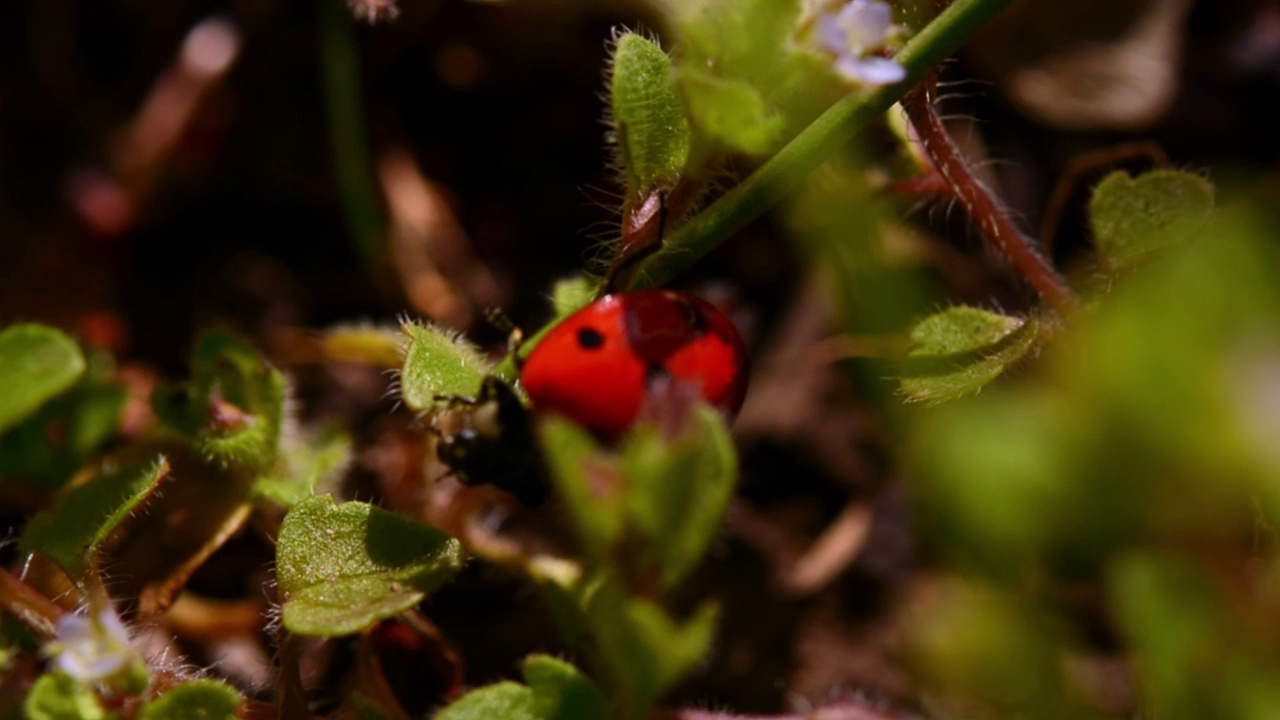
(1089, 169), (1214, 274)
(550, 276), (598, 319)
(276, 495), (465, 636)
(398, 321), (490, 411)
(620, 405), (738, 588)
(23, 672), (107, 720)
(899, 306), (1040, 404)
(521, 654), (609, 720)
(0, 353), (127, 489)
(678, 71), (784, 155)
(136, 679), (242, 720)
(538, 417), (625, 562)
(669, 0), (798, 89)
(610, 32), (691, 195)
(907, 579), (1073, 717)
(21, 456), (171, 579)
(434, 682), (535, 720)
(192, 329), (286, 470)
(253, 427), (352, 509)
(0, 324), (86, 434)
(581, 574), (717, 720)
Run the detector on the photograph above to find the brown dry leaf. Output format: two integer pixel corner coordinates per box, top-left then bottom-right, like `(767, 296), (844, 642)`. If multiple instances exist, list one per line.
(968, 0), (1196, 130)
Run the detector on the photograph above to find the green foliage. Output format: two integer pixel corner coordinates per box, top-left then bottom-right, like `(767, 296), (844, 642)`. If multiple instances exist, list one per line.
(253, 427), (352, 508)
(398, 321), (490, 411)
(899, 306), (1040, 404)
(276, 495), (465, 636)
(908, 579), (1078, 719)
(1090, 169), (1214, 274)
(609, 33), (691, 196)
(437, 655), (608, 720)
(0, 352), (127, 489)
(907, 207), (1280, 713)
(21, 456), (170, 580)
(0, 324), (86, 434)
(550, 276), (597, 319)
(666, 0), (799, 154)
(536, 406), (734, 718)
(153, 329), (285, 471)
(23, 673), (106, 720)
(136, 680), (243, 720)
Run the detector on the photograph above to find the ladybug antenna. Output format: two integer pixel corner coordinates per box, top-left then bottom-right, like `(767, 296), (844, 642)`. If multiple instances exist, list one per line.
(483, 307), (526, 366)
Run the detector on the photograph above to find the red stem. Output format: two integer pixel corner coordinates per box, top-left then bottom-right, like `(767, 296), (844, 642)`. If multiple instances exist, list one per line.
(900, 77), (1080, 316)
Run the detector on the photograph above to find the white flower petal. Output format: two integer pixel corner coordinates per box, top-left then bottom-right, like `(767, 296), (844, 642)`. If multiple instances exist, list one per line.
(835, 56), (907, 86)
(837, 0), (894, 54)
(818, 14), (846, 54)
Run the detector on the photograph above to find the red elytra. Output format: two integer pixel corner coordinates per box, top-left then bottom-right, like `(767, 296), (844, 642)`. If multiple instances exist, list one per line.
(520, 289), (749, 438)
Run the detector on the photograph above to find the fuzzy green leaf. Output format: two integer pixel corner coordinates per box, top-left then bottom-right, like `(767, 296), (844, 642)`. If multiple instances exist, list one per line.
(538, 417), (625, 561)
(899, 306), (1039, 404)
(136, 679), (242, 720)
(0, 324), (86, 434)
(620, 405), (738, 588)
(276, 495), (464, 636)
(678, 71), (784, 155)
(434, 682), (535, 720)
(192, 329), (286, 470)
(398, 321), (490, 411)
(21, 456), (171, 579)
(1090, 169), (1214, 274)
(610, 32), (691, 195)
(24, 672), (107, 720)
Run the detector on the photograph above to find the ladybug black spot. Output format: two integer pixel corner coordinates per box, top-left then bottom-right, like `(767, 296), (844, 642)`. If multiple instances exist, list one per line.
(577, 326), (605, 350)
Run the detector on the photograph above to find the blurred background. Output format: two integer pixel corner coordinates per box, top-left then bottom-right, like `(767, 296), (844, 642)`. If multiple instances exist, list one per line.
(3, 0), (1280, 715)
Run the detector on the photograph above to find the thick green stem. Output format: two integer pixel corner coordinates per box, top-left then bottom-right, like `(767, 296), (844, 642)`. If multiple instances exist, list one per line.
(622, 0), (1014, 291)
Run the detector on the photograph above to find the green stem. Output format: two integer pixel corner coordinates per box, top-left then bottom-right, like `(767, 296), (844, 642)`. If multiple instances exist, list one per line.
(623, 0), (1014, 291)
(321, 0), (388, 274)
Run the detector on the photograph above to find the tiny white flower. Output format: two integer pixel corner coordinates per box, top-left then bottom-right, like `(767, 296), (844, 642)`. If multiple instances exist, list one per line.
(49, 607), (136, 684)
(817, 0), (907, 86)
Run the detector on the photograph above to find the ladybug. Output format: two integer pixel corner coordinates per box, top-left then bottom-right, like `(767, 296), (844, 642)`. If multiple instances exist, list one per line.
(520, 289), (749, 439)
(434, 289), (749, 504)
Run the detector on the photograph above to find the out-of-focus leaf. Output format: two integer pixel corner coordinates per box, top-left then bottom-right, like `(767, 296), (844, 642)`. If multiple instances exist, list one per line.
(1109, 553), (1280, 718)
(253, 427), (352, 508)
(276, 495), (464, 636)
(899, 306), (1040, 404)
(398, 321), (490, 411)
(620, 405), (737, 588)
(433, 682), (535, 720)
(678, 71), (783, 155)
(21, 456), (170, 579)
(538, 417), (625, 562)
(550, 276), (597, 319)
(0, 353), (127, 489)
(321, 324), (405, 368)
(23, 672), (106, 720)
(610, 32), (691, 195)
(1090, 169), (1214, 273)
(136, 679), (243, 720)
(0, 324), (86, 434)
(907, 578), (1075, 718)
(522, 654), (609, 720)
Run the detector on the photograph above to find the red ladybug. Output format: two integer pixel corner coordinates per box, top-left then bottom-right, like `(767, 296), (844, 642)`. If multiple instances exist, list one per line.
(434, 289), (749, 505)
(520, 289), (749, 439)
